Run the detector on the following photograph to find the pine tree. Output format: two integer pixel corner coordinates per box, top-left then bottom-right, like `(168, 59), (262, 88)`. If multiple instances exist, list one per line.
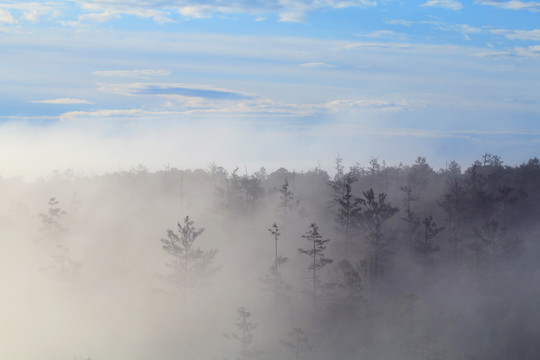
(335, 183), (361, 254)
(39, 197), (66, 233)
(48, 243), (81, 292)
(281, 327), (312, 360)
(279, 178), (297, 222)
(438, 180), (467, 270)
(225, 307), (258, 360)
(328, 157), (361, 253)
(160, 216), (217, 300)
(262, 223), (289, 304)
(415, 216), (444, 274)
(357, 189), (398, 299)
(400, 185), (420, 251)
(298, 223), (333, 305)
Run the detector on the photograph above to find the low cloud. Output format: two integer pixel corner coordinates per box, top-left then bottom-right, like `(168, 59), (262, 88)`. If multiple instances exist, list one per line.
(57, 95), (409, 122)
(31, 98), (94, 105)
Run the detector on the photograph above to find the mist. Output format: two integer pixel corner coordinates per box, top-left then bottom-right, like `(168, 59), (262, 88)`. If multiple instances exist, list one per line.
(1, 152), (539, 360)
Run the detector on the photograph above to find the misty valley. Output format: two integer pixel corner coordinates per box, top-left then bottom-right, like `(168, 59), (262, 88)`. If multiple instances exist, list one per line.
(1, 154), (540, 360)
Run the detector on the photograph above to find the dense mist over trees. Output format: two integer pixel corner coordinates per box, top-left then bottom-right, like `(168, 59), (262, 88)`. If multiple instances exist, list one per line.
(1, 154), (540, 359)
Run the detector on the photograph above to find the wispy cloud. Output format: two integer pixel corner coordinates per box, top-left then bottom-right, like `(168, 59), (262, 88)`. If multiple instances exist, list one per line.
(137, 85), (255, 100)
(474, 44), (540, 58)
(406, 17), (540, 43)
(356, 30), (407, 39)
(93, 69), (171, 78)
(57, 94), (409, 122)
(489, 28), (540, 41)
(78, 11), (120, 22)
(31, 98), (94, 105)
(422, 0), (463, 10)
(299, 62), (336, 68)
(475, 0), (540, 11)
(385, 19), (414, 26)
(0, 3), (60, 23)
(99, 82), (255, 100)
(9, 0), (379, 25)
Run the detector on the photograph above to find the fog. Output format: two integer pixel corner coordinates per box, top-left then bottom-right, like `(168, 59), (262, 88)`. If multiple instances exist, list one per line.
(1, 154), (539, 360)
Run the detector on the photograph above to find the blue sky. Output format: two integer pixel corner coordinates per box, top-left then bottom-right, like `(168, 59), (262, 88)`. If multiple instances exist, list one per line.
(0, 0), (539, 177)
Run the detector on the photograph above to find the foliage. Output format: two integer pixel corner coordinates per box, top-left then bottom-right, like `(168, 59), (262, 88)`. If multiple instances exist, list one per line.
(39, 197), (66, 232)
(281, 327), (312, 360)
(298, 223), (333, 305)
(160, 216), (217, 296)
(261, 223), (290, 303)
(224, 307), (258, 360)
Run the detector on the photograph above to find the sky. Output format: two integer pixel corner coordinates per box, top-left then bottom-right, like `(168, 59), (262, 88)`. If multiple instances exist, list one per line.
(0, 0), (539, 178)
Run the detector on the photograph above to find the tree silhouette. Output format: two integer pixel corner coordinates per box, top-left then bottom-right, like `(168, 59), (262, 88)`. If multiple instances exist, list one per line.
(281, 327), (312, 360)
(39, 197), (66, 233)
(400, 185), (420, 251)
(330, 161), (361, 254)
(298, 223), (333, 305)
(225, 306), (258, 360)
(262, 223), (290, 304)
(357, 189), (398, 299)
(160, 216), (217, 300)
(415, 216), (444, 274)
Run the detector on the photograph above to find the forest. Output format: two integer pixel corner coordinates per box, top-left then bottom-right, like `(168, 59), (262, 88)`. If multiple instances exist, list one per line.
(1, 154), (539, 360)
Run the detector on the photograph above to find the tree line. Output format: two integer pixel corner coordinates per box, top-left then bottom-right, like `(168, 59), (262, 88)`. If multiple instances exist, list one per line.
(4, 153), (540, 360)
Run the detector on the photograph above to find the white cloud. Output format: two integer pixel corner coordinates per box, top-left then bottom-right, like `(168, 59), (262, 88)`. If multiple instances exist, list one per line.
(93, 69), (171, 77)
(422, 0), (463, 10)
(481, 0), (540, 11)
(474, 44), (540, 58)
(0, 9), (16, 24)
(323, 99), (408, 113)
(63, 0), (378, 23)
(178, 5), (218, 19)
(385, 19), (414, 26)
(32, 98), (94, 104)
(490, 28), (540, 41)
(60, 108), (144, 120)
(97, 82), (254, 101)
(78, 11), (120, 22)
(56, 94), (407, 122)
(0, 3), (60, 23)
(475, 0), (540, 11)
(356, 30), (407, 39)
(299, 62), (336, 68)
